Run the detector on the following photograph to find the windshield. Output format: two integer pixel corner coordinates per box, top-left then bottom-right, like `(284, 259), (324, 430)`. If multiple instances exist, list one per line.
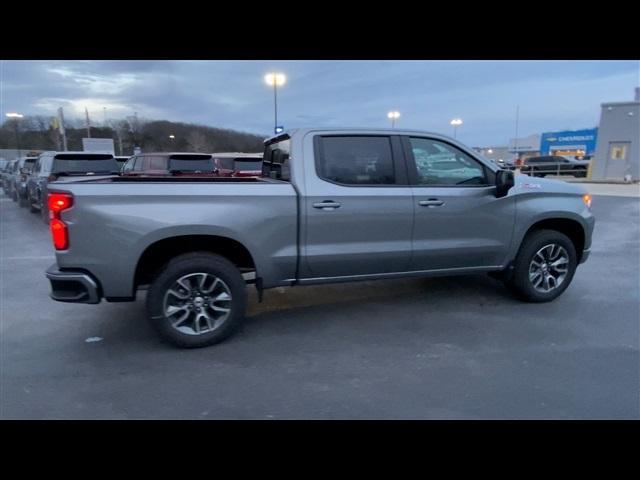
(168, 155), (214, 172)
(52, 154), (119, 174)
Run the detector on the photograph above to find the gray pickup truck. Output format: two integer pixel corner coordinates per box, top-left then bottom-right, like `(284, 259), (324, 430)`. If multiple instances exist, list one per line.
(45, 128), (595, 348)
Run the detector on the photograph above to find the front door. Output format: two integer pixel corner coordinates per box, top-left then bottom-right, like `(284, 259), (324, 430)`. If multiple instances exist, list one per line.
(303, 135), (414, 278)
(404, 136), (516, 271)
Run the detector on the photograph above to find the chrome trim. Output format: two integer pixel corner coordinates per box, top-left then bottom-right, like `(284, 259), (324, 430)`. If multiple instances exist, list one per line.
(291, 265), (504, 285)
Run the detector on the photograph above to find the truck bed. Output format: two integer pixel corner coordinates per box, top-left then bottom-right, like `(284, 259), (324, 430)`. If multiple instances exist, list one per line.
(52, 175), (286, 185)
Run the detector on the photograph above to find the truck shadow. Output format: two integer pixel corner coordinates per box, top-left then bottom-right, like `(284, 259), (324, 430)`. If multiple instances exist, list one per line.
(91, 274), (519, 349)
(247, 274), (516, 318)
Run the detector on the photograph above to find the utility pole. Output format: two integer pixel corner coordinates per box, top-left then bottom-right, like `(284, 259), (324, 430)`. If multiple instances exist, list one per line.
(514, 105), (520, 164)
(85, 107), (91, 138)
(58, 107), (68, 151)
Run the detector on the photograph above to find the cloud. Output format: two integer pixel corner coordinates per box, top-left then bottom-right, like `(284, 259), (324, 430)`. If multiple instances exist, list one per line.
(2, 60), (638, 145)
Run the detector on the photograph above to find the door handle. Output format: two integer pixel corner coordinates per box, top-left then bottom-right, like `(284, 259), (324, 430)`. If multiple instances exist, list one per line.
(313, 201), (341, 210)
(419, 199), (445, 207)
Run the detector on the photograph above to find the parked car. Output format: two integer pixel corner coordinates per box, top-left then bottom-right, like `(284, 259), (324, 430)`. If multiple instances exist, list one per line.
(26, 151), (119, 222)
(520, 155), (590, 178)
(9, 156), (38, 206)
(45, 128), (594, 348)
(1, 159), (17, 194)
(121, 153), (218, 177)
(211, 153), (263, 177)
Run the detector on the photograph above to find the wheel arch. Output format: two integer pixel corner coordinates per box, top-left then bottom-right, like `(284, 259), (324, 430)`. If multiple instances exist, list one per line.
(519, 217), (586, 263)
(134, 234), (257, 290)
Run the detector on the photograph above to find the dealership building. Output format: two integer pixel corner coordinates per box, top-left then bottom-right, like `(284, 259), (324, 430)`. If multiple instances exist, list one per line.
(539, 128), (598, 158)
(590, 89), (640, 181)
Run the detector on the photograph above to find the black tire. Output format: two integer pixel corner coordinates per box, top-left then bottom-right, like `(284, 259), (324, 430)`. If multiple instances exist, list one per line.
(41, 201), (49, 224)
(18, 191), (28, 208)
(504, 229), (577, 303)
(28, 193), (38, 213)
(146, 252), (247, 348)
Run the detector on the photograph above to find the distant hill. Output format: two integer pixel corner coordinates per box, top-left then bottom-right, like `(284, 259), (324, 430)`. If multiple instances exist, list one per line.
(0, 116), (266, 155)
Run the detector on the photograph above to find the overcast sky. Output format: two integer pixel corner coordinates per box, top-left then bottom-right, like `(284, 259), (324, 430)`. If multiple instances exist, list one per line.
(1, 60), (638, 146)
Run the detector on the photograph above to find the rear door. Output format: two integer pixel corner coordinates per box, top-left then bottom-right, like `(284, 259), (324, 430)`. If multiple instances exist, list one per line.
(303, 134), (414, 278)
(403, 136), (515, 271)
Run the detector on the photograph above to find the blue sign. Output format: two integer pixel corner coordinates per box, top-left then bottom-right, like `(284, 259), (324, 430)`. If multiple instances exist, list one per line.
(540, 128), (598, 155)
(275, 126), (284, 134)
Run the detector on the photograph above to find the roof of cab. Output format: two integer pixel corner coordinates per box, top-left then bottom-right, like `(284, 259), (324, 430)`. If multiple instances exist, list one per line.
(264, 127), (457, 143)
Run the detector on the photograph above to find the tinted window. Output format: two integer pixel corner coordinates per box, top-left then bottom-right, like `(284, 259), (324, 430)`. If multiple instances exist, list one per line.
(52, 154), (118, 175)
(132, 156), (145, 171)
(24, 158), (37, 171)
(409, 137), (487, 186)
(215, 158), (235, 170)
(40, 156), (53, 175)
(168, 155), (214, 172)
(234, 159), (262, 171)
(317, 136), (394, 185)
(148, 156), (167, 170)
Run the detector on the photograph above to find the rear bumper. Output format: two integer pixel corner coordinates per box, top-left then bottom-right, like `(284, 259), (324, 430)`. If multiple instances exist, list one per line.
(45, 264), (101, 304)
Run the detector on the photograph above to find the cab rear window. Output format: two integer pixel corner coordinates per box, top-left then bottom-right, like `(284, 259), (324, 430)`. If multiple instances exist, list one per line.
(52, 154), (119, 174)
(168, 155), (214, 172)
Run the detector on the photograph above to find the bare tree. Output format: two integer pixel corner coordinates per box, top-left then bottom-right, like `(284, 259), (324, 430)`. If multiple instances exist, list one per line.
(187, 131), (209, 152)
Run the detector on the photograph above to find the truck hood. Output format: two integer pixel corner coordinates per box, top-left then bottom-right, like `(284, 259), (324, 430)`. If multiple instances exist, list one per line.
(513, 174), (588, 196)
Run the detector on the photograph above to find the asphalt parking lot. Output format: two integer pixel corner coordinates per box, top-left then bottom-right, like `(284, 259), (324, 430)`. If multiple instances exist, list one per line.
(1, 190), (639, 419)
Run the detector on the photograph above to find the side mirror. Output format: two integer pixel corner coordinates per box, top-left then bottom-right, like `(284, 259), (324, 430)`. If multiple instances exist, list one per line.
(20, 167), (30, 175)
(495, 169), (514, 198)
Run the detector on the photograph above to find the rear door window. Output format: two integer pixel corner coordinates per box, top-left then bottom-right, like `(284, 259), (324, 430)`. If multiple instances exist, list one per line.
(315, 136), (395, 185)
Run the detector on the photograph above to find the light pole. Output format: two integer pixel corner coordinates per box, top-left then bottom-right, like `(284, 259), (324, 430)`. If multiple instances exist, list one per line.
(450, 118), (463, 139)
(6, 113), (24, 157)
(169, 134), (175, 150)
(264, 72), (286, 135)
(387, 111), (400, 128)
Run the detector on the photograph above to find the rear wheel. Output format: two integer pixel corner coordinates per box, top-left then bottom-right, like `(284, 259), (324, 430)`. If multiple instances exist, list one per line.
(504, 229), (577, 302)
(146, 252), (247, 348)
(40, 200), (49, 224)
(18, 191), (28, 207)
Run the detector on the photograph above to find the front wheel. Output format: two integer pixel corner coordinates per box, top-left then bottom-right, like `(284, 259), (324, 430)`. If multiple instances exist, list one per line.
(504, 229), (577, 302)
(146, 252), (247, 348)
(28, 193), (38, 213)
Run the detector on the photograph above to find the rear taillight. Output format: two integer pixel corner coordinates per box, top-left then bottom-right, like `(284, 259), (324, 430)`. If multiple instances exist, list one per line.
(50, 218), (68, 250)
(48, 193), (73, 250)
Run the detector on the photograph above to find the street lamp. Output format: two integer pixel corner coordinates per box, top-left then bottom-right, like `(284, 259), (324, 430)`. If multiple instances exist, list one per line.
(169, 135), (175, 139)
(6, 113), (24, 157)
(387, 111), (401, 128)
(450, 118), (463, 138)
(265, 72), (286, 135)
